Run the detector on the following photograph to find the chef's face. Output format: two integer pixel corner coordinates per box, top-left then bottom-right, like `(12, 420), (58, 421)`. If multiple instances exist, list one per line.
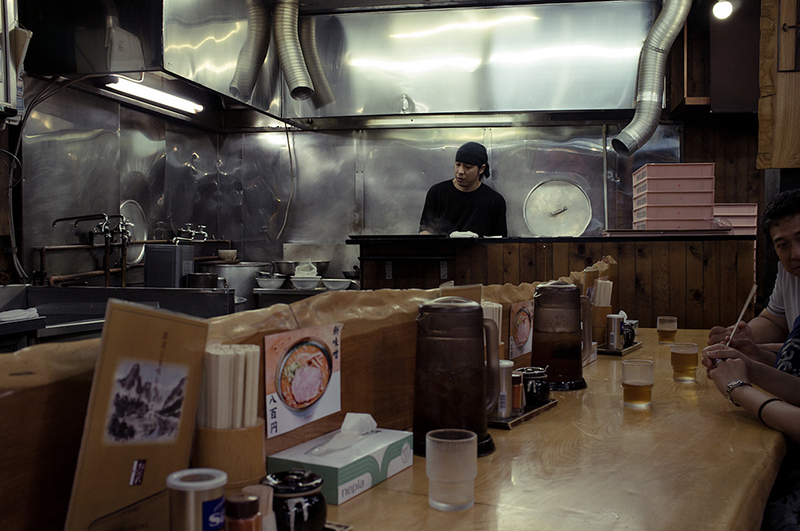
(453, 161), (485, 192)
(770, 213), (800, 279)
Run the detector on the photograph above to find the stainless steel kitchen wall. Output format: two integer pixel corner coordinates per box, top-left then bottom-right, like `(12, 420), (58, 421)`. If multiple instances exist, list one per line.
(20, 86), (679, 283)
(235, 130), (360, 274)
(287, 1), (658, 118)
(22, 82), (121, 279)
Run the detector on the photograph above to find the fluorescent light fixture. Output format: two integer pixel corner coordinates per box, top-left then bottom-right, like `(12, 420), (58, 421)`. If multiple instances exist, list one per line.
(713, 0), (732, 19)
(105, 76), (204, 114)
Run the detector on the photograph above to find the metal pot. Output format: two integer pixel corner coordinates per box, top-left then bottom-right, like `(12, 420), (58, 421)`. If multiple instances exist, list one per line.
(187, 272), (221, 288)
(198, 262), (269, 311)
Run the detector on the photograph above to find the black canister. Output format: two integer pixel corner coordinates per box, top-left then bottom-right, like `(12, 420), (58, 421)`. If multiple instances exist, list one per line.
(516, 367), (550, 410)
(263, 469), (327, 531)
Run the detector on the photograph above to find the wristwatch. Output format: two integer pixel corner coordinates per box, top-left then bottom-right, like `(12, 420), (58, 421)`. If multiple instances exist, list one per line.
(725, 379), (752, 407)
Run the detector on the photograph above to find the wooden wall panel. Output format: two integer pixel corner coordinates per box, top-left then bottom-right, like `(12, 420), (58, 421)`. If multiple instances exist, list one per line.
(519, 244), (536, 284)
(759, 0), (800, 168)
(686, 243), (704, 329)
(487, 244), (504, 285)
(617, 242), (636, 318)
(737, 241), (757, 322)
(668, 241), (688, 324)
(702, 242), (721, 329)
(504, 243), (520, 286)
(634, 242), (654, 326)
(552, 243), (570, 279)
(357, 238), (754, 329)
(535, 243), (553, 283)
(651, 242), (671, 323)
(601, 241), (621, 312)
(719, 240), (740, 327)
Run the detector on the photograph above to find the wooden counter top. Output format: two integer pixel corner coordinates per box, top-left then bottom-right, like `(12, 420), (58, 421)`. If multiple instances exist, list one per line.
(327, 329), (786, 530)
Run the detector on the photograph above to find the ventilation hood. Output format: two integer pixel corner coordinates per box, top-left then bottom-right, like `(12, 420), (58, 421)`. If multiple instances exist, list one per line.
(20, 0), (674, 143)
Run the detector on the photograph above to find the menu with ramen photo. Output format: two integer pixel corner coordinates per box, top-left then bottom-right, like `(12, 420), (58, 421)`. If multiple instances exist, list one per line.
(509, 300), (533, 359)
(264, 323), (343, 438)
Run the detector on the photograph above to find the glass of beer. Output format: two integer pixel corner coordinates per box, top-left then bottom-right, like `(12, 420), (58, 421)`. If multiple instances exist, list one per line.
(622, 359), (654, 410)
(671, 342), (698, 383)
(657, 316), (678, 344)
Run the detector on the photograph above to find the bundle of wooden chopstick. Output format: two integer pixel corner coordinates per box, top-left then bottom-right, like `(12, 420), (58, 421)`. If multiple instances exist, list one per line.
(593, 280), (613, 307)
(198, 343), (261, 430)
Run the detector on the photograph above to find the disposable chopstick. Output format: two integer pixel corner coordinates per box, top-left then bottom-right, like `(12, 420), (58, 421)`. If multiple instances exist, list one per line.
(232, 350), (246, 429)
(244, 347), (260, 427)
(725, 283), (758, 347)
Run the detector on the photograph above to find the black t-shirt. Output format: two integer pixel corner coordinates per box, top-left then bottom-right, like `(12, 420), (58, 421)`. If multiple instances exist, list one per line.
(419, 180), (508, 237)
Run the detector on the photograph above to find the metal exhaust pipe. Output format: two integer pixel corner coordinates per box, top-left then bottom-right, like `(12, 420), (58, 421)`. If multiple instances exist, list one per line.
(612, 0), (693, 157)
(274, 0), (314, 100)
(229, 0), (270, 101)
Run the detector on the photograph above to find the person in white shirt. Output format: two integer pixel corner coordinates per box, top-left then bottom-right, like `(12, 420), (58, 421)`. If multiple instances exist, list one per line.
(708, 188), (800, 359)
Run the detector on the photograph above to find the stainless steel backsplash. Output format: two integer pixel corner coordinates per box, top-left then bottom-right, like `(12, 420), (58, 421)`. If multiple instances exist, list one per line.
(21, 87), (679, 281)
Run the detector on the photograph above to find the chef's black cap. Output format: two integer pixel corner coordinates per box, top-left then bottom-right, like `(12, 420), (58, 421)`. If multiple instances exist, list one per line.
(455, 142), (490, 178)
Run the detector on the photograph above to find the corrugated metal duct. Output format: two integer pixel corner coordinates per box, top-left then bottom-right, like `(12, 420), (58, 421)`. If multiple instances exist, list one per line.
(274, 0), (315, 100)
(612, 0), (692, 157)
(229, 0), (270, 101)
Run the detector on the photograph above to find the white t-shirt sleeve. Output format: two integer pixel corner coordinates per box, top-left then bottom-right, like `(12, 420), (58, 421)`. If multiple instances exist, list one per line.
(766, 265), (800, 331)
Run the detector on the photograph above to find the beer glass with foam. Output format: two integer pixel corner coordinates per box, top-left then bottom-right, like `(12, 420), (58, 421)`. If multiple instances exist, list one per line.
(622, 359), (654, 410)
(670, 343), (698, 383)
(657, 316), (678, 344)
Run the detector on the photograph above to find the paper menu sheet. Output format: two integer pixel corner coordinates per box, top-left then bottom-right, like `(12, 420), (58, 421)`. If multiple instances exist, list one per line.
(65, 299), (208, 531)
(509, 300), (534, 359)
(264, 323), (343, 438)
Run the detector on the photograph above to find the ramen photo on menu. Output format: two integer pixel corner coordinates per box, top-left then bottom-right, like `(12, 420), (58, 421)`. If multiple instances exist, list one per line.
(264, 323), (343, 437)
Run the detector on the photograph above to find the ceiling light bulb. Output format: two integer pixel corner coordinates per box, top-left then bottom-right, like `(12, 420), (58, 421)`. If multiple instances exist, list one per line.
(713, 0), (732, 19)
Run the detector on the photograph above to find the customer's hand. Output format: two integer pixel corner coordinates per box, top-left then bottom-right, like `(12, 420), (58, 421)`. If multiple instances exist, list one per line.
(707, 357), (750, 398)
(702, 344), (752, 376)
(708, 321), (751, 346)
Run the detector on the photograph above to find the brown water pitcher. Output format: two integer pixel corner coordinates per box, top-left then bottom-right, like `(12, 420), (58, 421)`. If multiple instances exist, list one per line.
(413, 297), (500, 457)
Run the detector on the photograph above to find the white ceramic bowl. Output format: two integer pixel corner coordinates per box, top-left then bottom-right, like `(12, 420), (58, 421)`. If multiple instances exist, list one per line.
(256, 277), (286, 289)
(291, 276), (321, 290)
(218, 249), (237, 261)
(322, 279), (351, 290)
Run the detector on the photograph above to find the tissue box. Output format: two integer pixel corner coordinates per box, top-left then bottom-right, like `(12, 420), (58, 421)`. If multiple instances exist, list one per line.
(268, 429), (413, 505)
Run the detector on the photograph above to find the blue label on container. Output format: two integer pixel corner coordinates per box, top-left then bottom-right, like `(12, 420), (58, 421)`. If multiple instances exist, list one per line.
(202, 496), (225, 531)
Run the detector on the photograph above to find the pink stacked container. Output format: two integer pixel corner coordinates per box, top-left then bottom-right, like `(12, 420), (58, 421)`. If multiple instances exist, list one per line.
(631, 163), (716, 230)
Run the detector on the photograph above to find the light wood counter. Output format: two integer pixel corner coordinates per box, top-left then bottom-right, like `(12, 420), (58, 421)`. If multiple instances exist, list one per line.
(328, 328), (787, 530)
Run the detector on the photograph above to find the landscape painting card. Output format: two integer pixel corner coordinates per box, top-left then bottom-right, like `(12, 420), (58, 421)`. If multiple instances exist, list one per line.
(65, 299), (209, 531)
(264, 323), (343, 438)
(509, 300), (533, 359)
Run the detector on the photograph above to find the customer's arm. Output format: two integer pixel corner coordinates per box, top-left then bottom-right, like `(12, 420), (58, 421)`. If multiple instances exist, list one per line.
(708, 309), (787, 353)
(708, 358), (800, 443)
(748, 309), (790, 347)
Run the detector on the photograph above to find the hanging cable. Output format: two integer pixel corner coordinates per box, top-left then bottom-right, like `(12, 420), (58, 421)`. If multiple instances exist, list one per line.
(275, 123), (295, 241)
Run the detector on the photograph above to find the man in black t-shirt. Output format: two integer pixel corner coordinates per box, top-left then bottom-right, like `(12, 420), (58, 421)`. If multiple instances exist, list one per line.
(418, 142), (508, 237)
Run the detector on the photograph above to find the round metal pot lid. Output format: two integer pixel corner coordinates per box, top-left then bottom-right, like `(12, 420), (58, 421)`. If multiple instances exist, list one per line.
(523, 179), (592, 237)
(120, 200), (147, 265)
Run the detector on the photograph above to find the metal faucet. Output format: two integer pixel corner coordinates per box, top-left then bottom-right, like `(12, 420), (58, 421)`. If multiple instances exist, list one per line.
(173, 223), (209, 243)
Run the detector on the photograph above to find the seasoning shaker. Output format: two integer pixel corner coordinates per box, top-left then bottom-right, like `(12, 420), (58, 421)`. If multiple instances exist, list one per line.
(491, 360), (515, 419)
(225, 494), (261, 531)
(166, 468), (227, 531)
(511, 372), (524, 416)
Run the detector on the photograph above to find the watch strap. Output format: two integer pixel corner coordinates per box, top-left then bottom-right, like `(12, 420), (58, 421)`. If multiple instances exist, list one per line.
(725, 379), (751, 407)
